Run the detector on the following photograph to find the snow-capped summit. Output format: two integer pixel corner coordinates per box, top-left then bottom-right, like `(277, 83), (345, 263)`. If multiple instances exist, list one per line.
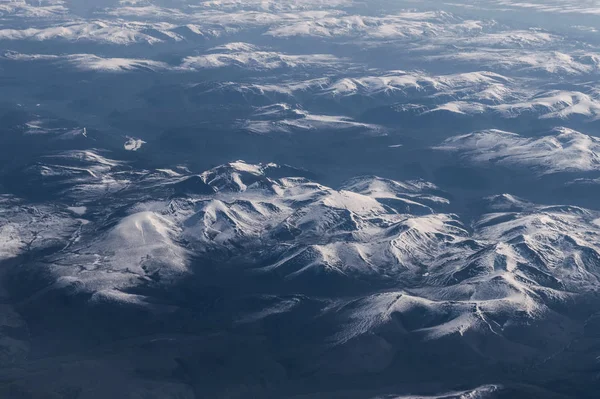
(481, 194), (534, 212)
(199, 161), (279, 192)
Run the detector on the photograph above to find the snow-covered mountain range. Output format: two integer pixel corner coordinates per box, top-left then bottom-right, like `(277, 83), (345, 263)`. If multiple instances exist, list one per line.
(4, 0), (600, 398)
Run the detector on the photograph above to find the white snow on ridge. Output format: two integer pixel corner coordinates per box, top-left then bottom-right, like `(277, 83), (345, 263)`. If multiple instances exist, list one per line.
(241, 104), (381, 134)
(193, 0), (352, 12)
(29, 150), (134, 201)
(69, 55), (170, 72)
(326, 70), (513, 97)
(343, 176), (449, 205)
(496, 90), (600, 120)
(436, 127), (600, 174)
(371, 384), (501, 398)
(197, 71), (522, 106)
(0, 6), (490, 49)
(242, 114), (379, 134)
(104, 4), (188, 20)
(48, 150), (123, 170)
(242, 78), (331, 96)
(0, 21), (168, 45)
(488, 0), (600, 16)
(181, 48), (341, 70)
(3, 51), (172, 72)
(425, 89), (600, 120)
(462, 30), (558, 48)
(198, 160), (273, 192)
(0, 0), (68, 19)
(431, 50), (600, 76)
(265, 11), (482, 40)
(425, 101), (488, 115)
(208, 42), (259, 52)
(50, 56), (164, 74)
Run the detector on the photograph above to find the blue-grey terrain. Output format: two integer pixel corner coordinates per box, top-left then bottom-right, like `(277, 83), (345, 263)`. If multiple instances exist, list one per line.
(1, 0), (600, 398)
